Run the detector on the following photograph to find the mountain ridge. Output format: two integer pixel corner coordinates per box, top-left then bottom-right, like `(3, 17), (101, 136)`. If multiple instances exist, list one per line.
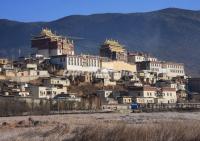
(0, 8), (200, 76)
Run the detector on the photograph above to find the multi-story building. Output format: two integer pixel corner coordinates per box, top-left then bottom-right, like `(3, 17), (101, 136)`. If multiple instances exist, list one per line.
(0, 58), (8, 65)
(155, 80), (186, 91)
(128, 86), (157, 98)
(137, 61), (163, 74)
(128, 86), (157, 103)
(100, 39), (127, 62)
(127, 52), (157, 63)
(50, 54), (100, 73)
(128, 52), (145, 63)
(137, 70), (158, 84)
(128, 86), (177, 104)
(163, 62), (185, 77)
(31, 28), (74, 57)
(161, 87), (177, 102)
(29, 85), (67, 99)
(117, 96), (132, 104)
(156, 87), (177, 103)
(43, 77), (70, 87)
(137, 61), (185, 77)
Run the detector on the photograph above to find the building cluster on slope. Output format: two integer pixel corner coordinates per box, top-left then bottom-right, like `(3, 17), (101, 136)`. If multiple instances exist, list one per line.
(0, 28), (194, 111)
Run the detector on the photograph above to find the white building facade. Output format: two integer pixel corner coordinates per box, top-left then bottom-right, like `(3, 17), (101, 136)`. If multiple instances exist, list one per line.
(50, 55), (100, 73)
(128, 52), (158, 63)
(30, 85), (67, 99)
(128, 86), (177, 104)
(137, 61), (185, 77)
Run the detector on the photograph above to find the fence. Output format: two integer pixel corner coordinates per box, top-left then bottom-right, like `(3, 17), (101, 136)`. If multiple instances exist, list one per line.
(139, 103), (200, 112)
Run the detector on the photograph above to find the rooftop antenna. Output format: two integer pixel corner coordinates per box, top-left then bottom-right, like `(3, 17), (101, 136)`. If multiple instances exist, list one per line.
(18, 48), (21, 58)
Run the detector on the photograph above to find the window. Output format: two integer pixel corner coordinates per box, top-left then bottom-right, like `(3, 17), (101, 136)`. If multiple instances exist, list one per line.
(77, 58), (80, 66)
(94, 60), (96, 66)
(47, 91), (51, 95)
(74, 58), (76, 65)
(80, 59), (82, 66)
(72, 58), (74, 65)
(68, 59), (70, 65)
(90, 59), (92, 66)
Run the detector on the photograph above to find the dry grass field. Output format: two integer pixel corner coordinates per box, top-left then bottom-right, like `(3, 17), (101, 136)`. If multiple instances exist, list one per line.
(0, 112), (200, 141)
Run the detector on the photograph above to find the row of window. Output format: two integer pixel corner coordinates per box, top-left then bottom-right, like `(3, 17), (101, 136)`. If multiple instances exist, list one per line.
(147, 100), (153, 103)
(39, 90), (57, 96)
(136, 56), (145, 60)
(163, 93), (173, 97)
(51, 80), (67, 85)
(170, 69), (184, 74)
(150, 63), (183, 69)
(151, 68), (160, 72)
(150, 63), (162, 67)
(143, 92), (174, 97)
(59, 57), (99, 67)
(150, 67), (184, 74)
(123, 99), (132, 103)
(147, 58), (157, 61)
(167, 64), (183, 69)
(137, 99), (153, 103)
(39, 91), (46, 96)
(146, 92), (156, 97)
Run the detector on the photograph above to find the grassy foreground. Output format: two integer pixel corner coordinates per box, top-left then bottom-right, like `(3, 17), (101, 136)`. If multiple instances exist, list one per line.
(67, 121), (200, 141)
(0, 112), (200, 141)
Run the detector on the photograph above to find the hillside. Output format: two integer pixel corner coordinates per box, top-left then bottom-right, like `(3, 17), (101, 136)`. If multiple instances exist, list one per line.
(0, 8), (200, 76)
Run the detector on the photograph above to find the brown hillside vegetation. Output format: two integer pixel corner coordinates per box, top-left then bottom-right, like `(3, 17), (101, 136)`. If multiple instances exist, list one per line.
(68, 83), (125, 96)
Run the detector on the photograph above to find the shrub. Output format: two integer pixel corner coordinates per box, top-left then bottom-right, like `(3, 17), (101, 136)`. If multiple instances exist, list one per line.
(66, 121), (200, 141)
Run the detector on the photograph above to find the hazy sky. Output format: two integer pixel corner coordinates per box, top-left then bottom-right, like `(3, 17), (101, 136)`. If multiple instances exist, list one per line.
(0, 0), (200, 22)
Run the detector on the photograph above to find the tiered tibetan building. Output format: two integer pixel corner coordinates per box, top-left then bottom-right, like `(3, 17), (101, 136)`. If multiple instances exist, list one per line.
(100, 39), (127, 62)
(31, 28), (74, 57)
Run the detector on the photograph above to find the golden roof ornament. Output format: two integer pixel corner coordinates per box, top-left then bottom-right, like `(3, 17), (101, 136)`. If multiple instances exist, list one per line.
(40, 28), (54, 37)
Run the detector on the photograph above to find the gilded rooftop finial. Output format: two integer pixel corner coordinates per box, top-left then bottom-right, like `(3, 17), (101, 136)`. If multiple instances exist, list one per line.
(40, 28), (54, 37)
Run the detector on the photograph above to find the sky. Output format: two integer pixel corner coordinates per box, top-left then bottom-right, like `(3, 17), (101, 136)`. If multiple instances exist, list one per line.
(0, 0), (200, 22)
